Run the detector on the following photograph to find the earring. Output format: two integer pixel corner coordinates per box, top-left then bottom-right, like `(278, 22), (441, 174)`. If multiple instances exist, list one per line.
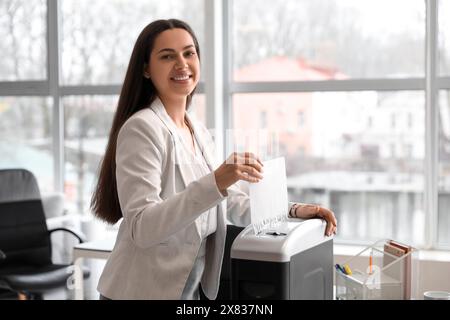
(144, 73), (150, 79)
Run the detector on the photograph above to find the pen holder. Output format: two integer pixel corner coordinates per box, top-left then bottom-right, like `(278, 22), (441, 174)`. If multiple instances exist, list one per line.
(335, 239), (418, 300)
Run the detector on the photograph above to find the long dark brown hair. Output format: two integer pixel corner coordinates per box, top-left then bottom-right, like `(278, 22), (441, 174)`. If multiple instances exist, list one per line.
(91, 19), (200, 224)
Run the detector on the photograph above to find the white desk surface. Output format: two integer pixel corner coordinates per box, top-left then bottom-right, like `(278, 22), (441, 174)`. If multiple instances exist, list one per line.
(74, 237), (115, 253)
(73, 235), (116, 300)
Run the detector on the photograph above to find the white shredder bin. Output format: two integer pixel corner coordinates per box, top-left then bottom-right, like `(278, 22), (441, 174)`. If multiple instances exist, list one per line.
(230, 218), (333, 300)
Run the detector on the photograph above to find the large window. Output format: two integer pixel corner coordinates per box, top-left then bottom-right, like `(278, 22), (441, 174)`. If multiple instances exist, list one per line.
(439, 90), (450, 247)
(1, 0), (449, 249)
(63, 95), (117, 214)
(58, 0), (205, 216)
(231, 0), (430, 246)
(233, 0), (425, 81)
(61, 0), (204, 85)
(439, 0), (450, 75)
(231, 92), (425, 245)
(438, 0), (450, 247)
(0, 0), (206, 235)
(0, 0), (47, 81)
(0, 96), (53, 192)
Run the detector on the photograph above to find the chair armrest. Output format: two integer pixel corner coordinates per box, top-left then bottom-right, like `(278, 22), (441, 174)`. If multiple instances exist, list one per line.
(48, 227), (87, 243)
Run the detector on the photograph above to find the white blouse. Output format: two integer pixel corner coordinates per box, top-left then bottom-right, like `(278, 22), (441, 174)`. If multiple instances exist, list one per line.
(176, 125), (217, 238)
(176, 125), (217, 299)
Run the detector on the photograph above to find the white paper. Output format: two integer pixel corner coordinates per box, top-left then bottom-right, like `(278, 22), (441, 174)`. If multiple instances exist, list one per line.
(248, 157), (288, 234)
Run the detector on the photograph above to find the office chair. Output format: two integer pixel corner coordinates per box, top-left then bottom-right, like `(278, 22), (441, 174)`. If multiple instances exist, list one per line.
(0, 169), (89, 300)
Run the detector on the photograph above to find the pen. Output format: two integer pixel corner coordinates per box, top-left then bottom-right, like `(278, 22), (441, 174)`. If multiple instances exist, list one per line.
(369, 249), (373, 274)
(335, 264), (346, 274)
(343, 264), (352, 275)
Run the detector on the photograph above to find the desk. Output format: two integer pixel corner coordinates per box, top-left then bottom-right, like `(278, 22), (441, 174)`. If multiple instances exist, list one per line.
(73, 237), (114, 300)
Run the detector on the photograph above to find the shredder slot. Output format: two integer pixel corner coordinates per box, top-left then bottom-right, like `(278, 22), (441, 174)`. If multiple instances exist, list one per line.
(265, 231), (287, 236)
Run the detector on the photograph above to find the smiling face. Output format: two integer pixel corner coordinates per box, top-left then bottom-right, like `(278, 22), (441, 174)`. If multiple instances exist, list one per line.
(146, 28), (200, 105)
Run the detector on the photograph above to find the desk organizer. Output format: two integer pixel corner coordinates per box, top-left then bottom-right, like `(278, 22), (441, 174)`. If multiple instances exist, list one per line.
(335, 239), (418, 300)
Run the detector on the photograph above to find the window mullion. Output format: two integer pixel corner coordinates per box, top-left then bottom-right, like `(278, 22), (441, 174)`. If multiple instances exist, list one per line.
(47, 0), (63, 192)
(424, 0), (438, 249)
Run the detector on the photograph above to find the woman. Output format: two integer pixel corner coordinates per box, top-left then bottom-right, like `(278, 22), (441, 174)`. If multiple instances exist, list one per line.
(91, 19), (337, 300)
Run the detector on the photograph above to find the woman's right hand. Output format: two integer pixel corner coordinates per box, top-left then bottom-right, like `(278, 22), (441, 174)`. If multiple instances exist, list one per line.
(214, 152), (264, 195)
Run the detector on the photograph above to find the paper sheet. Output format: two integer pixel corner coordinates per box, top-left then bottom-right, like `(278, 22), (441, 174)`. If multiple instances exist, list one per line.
(248, 157), (288, 234)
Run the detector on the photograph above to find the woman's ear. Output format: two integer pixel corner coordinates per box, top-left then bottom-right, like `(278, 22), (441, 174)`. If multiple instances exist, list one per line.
(143, 64), (151, 79)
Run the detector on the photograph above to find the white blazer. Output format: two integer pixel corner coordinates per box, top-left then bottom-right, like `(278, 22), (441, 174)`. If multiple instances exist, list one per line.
(97, 98), (251, 300)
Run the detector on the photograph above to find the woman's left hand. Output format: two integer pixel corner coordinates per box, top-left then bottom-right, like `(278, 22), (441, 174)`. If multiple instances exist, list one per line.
(290, 203), (337, 237)
(316, 206), (337, 237)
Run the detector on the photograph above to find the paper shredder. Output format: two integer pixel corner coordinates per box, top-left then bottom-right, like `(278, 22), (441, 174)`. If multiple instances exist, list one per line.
(230, 218), (333, 300)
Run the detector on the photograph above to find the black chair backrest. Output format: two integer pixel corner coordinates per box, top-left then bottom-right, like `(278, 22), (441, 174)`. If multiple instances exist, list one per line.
(0, 169), (52, 267)
(0, 169), (41, 203)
